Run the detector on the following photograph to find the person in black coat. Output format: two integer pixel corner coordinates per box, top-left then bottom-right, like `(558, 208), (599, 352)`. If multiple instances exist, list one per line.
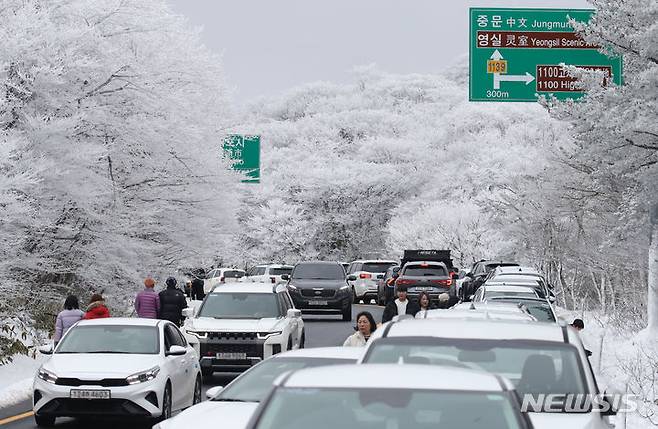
(159, 277), (188, 326)
(382, 285), (420, 323)
(190, 270), (205, 301)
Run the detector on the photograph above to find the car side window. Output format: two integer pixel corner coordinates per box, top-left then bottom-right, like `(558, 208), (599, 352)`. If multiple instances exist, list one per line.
(256, 267), (266, 276)
(276, 293), (287, 316)
(282, 292), (294, 310)
(278, 292), (292, 311)
(165, 324), (185, 348)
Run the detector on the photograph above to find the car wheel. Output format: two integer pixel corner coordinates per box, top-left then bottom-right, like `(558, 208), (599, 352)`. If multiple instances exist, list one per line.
(299, 329), (306, 348)
(34, 414), (55, 427)
(161, 383), (172, 421)
(342, 305), (352, 322)
(192, 376), (202, 405)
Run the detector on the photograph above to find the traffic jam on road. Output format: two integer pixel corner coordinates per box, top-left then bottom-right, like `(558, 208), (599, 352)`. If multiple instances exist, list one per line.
(28, 250), (616, 429)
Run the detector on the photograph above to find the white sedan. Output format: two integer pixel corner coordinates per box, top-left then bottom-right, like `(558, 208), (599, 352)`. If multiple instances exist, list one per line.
(33, 318), (201, 426)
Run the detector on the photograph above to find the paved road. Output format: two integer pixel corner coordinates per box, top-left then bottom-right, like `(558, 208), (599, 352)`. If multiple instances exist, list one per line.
(0, 304), (383, 428)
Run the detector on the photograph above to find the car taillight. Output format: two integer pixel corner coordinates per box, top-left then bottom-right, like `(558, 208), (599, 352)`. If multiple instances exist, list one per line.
(220, 277), (225, 282)
(359, 273), (372, 279)
(431, 279), (452, 286)
(396, 279), (415, 286)
(270, 277), (276, 283)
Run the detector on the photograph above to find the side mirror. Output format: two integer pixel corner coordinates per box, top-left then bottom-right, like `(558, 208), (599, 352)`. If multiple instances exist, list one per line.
(39, 344), (54, 355)
(286, 308), (302, 319)
(166, 345), (187, 356)
(206, 386), (224, 399)
(281, 274), (290, 281)
(376, 274), (384, 280)
(347, 275), (357, 281)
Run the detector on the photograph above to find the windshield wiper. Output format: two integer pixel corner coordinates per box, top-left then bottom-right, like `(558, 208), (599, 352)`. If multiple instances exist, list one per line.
(212, 397), (251, 402)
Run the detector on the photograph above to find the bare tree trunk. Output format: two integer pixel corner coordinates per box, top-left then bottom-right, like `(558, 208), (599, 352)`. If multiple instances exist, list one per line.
(647, 202), (658, 331)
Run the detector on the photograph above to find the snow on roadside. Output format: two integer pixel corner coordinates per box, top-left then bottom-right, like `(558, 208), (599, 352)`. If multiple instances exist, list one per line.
(0, 354), (45, 409)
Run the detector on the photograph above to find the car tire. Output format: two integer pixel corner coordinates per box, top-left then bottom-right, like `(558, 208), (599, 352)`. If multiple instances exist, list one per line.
(342, 306), (352, 322)
(299, 329), (306, 348)
(192, 375), (202, 405)
(34, 414), (55, 427)
(162, 383), (172, 421)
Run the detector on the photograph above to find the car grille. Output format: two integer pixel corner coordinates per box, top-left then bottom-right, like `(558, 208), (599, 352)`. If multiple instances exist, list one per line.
(200, 342), (264, 357)
(301, 288), (336, 298)
(55, 378), (128, 387)
(207, 332), (257, 340)
(39, 398), (150, 416)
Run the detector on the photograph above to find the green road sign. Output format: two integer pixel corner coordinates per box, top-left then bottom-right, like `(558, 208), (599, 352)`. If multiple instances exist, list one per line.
(223, 134), (260, 183)
(469, 8), (622, 102)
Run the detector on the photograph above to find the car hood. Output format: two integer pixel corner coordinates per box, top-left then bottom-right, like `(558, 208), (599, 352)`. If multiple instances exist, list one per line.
(158, 401), (259, 429)
(44, 354), (161, 378)
(528, 412), (611, 429)
(288, 279), (346, 289)
(189, 317), (283, 332)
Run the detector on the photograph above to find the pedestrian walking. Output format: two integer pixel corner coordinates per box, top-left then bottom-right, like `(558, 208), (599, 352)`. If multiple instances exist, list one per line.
(135, 277), (160, 319)
(83, 293), (110, 319)
(343, 311), (377, 347)
(159, 277), (188, 326)
(382, 285), (420, 323)
(191, 273), (205, 301)
(415, 292), (436, 319)
(53, 295), (84, 344)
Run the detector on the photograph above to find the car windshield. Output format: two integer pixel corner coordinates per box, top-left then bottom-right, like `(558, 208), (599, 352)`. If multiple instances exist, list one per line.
(362, 262), (396, 273)
(214, 357), (355, 402)
(292, 264), (345, 280)
(490, 299), (556, 322)
(270, 267), (293, 276)
(56, 325), (159, 354)
(254, 388), (523, 429)
(486, 291), (537, 299)
(403, 265), (446, 276)
(199, 293), (280, 319)
(223, 270), (245, 278)
(364, 339), (588, 412)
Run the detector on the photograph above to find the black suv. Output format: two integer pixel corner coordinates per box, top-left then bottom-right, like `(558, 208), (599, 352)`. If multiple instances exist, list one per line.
(283, 261), (353, 321)
(459, 260), (519, 301)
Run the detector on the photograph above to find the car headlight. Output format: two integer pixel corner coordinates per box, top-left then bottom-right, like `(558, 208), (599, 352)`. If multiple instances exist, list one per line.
(257, 331), (283, 339)
(37, 367), (58, 384)
(126, 366), (160, 385)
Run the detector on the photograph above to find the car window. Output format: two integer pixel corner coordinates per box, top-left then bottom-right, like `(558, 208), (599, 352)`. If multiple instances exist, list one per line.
(283, 292), (294, 310)
(199, 293), (281, 319)
(292, 263), (345, 280)
(254, 388), (523, 429)
(348, 263), (361, 274)
(279, 292), (293, 310)
(224, 270), (245, 279)
(256, 267), (267, 275)
(362, 262), (396, 273)
(164, 324), (185, 348)
(485, 290), (538, 299)
(270, 267), (293, 276)
(402, 265), (447, 276)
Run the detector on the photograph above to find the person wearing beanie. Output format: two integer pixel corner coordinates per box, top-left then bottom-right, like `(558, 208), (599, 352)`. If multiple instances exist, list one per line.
(83, 293), (111, 319)
(135, 277), (160, 319)
(159, 277), (188, 326)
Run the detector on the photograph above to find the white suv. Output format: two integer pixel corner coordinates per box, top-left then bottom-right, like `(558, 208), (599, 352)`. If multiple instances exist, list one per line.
(204, 268), (246, 293)
(242, 264), (293, 284)
(346, 260), (397, 303)
(184, 283), (305, 378)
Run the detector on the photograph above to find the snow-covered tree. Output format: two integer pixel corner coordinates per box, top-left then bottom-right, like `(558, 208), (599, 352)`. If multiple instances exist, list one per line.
(0, 0), (242, 333)
(544, 0), (658, 331)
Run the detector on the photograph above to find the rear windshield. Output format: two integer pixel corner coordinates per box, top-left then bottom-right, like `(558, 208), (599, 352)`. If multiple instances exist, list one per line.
(403, 265), (447, 277)
(223, 270), (245, 278)
(362, 262), (397, 273)
(292, 264), (345, 280)
(486, 291), (537, 299)
(270, 267), (293, 276)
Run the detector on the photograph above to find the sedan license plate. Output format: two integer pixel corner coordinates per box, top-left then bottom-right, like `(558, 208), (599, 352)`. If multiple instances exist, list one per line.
(70, 389), (111, 400)
(310, 300), (328, 306)
(414, 287), (433, 292)
(216, 352), (247, 360)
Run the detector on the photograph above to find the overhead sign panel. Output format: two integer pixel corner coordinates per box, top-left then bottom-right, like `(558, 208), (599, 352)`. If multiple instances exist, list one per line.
(223, 134), (260, 183)
(469, 8), (622, 102)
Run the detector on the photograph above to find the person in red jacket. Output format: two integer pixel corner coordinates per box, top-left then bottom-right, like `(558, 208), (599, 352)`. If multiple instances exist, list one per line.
(83, 293), (110, 319)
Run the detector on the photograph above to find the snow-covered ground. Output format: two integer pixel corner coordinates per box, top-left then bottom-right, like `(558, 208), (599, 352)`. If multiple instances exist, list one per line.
(0, 353), (45, 409)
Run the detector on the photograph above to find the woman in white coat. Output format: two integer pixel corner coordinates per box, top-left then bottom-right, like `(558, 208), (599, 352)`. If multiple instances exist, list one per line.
(343, 311), (377, 347)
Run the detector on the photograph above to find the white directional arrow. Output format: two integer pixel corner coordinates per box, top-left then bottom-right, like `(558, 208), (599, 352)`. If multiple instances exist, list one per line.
(490, 49), (504, 60)
(493, 72), (535, 89)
